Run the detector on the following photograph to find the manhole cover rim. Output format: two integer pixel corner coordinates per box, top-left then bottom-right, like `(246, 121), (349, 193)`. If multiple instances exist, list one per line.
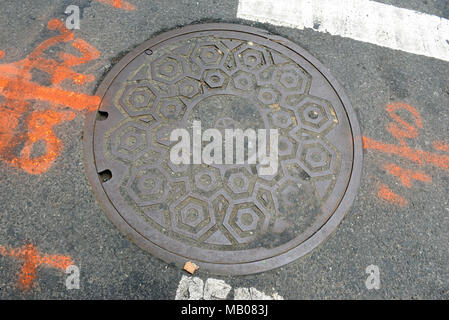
(83, 23), (363, 275)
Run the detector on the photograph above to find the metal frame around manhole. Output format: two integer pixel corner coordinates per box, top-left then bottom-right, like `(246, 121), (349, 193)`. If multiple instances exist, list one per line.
(83, 23), (363, 275)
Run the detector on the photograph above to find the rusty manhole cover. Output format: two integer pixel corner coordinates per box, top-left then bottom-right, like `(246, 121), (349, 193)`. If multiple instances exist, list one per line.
(84, 24), (362, 275)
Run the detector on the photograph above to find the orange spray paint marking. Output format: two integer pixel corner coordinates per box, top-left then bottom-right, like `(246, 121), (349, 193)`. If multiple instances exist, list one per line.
(0, 244), (73, 290)
(385, 102), (423, 146)
(377, 184), (408, 207)
(0, 19), (100, 175)
(433, 141), (449, 154)
(383, 163), (431, 188)
(363, 102), (449, 207)
(95, 0), (136, 10)
(363, 136), (449, 171)
(364, 102), (449, 171)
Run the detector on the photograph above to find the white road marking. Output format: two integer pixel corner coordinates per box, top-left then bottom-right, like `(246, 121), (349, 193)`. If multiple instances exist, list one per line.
(237, 0), (449, 62)
(174, 275), (284, 300)
(175, 276), (204, 300)
(234, 287), (284, 300)
(204, 278), (232, 300)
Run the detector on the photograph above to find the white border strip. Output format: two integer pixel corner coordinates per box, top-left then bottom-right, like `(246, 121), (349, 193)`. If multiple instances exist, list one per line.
(237, 0), (449, 62)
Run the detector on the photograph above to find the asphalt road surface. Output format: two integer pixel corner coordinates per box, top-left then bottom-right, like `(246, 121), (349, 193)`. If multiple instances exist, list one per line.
(0, 0), (448, 299)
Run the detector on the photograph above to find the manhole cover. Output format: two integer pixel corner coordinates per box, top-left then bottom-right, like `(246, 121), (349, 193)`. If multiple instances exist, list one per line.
(84, 24), (362, 275)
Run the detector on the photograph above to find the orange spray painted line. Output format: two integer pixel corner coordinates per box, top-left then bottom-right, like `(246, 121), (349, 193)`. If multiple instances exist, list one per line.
(363, 136), (449, 171)
(377, 183), (408, 207)
(383, 163), (432, 188)
(95, 0), (135, 10)
(0, 75), (100, 112)
(0, 244), (73, 290)
(385, 102), (423, 145)
(433, 141), (449, 154)
(364, 102), (449, 170)
(363, 102), (449, 207)
(9, 110), (77, 175)
(0, 18), (101, 175)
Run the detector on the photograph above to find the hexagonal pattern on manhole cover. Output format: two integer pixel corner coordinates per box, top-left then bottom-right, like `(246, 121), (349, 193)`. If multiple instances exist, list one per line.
(83, 24), (362, 275)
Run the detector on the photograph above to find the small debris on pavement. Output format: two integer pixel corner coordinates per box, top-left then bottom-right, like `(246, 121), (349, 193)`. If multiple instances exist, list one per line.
(184, 261), (199, 274)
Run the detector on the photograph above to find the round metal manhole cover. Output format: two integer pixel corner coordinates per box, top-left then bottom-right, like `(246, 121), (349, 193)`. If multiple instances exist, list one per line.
(84, 24), (362, 275)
